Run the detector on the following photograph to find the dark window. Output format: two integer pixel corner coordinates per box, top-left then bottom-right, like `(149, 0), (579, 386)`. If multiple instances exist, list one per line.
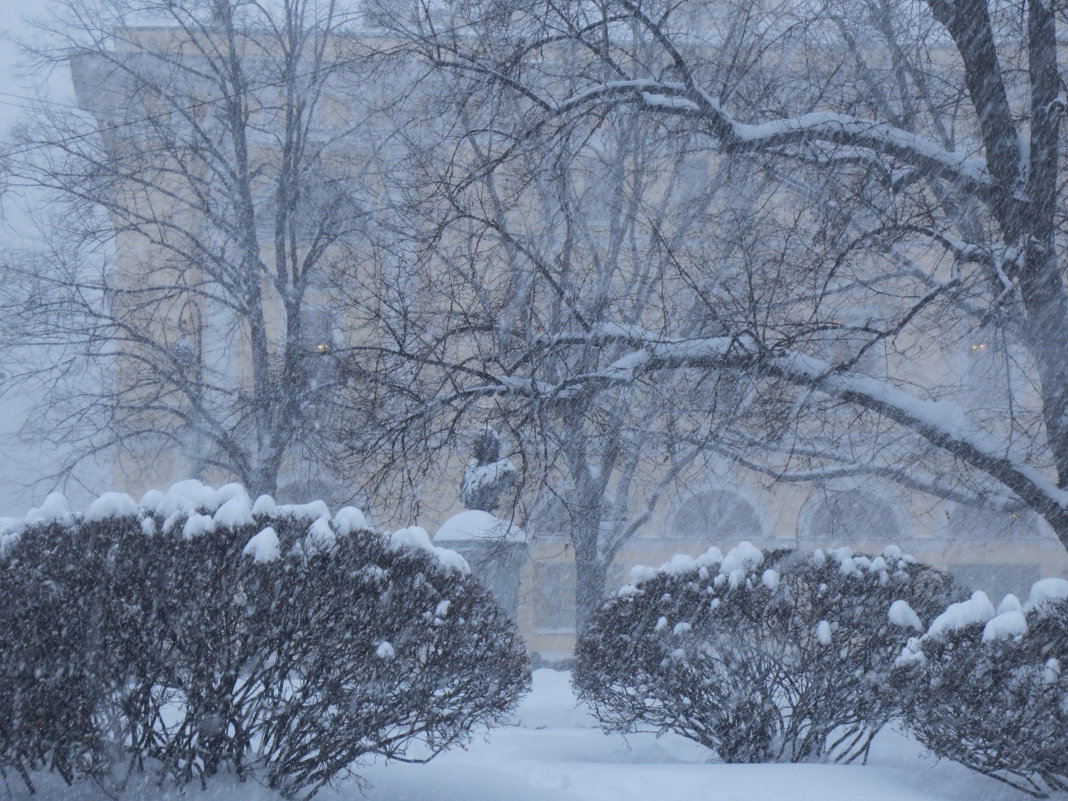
(803, 489), (902, 545)
(297, 306), (338, 388)
(531, 561), (577, 633)
(671, 489), (762, 540)
(527, 496), (573, 540)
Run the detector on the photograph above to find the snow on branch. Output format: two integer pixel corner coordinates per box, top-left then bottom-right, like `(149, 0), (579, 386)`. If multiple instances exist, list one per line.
(709, 439), (1028, 514)
(476, 330), (1067, 520)
(553, 80), (992, 192)
(766, 351), (1068, 511)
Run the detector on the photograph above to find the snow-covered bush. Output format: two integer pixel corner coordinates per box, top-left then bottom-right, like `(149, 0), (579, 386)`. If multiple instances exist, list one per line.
(0, 481), (529, 798)
(894, 581), (1068, 797)
(574, 543), (956, 764)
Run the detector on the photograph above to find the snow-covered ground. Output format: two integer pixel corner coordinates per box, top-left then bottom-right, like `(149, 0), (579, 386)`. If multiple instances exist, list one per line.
(6, 669), (1038, 801)
(360, 669), (1035, 801)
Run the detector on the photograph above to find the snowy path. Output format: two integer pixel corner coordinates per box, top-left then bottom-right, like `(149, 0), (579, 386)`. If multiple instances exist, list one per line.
(359, 669), (1036, 801)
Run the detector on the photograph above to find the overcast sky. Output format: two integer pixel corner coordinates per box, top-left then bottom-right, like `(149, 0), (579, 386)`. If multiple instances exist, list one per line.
(0, 5), (26, 121)
(0, 6), (82, 516)
(0, 5), (67, 125)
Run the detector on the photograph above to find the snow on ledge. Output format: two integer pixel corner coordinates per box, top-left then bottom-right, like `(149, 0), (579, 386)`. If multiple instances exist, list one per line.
(434, 509), (525, 544)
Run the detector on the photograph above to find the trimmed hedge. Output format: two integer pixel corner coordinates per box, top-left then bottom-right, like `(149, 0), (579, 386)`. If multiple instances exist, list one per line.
(0, 482), (529, 798)
(574, 543), (956, 763)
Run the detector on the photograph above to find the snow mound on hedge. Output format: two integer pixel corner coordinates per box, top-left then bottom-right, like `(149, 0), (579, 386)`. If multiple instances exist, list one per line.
(923, 577), (1068, 638)
(624, 542), (919, 594)
(86, 491), (139, 521)
(1, 479), (469, 575)
(898, 576), (1068, 667)
(140, 480), (248, 519)
(391, 526), (470, 574)
(243, 526), (281, 563)
(888, 600), (923, 632)
(925, 592), (997, 641)
(1027, 577), (1068, 611)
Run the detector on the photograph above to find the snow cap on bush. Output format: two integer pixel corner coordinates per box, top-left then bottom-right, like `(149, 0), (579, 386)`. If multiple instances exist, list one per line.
(1, 479), (469, 577)
(391, 526), (470, 573)
(1028, 577), (1068, 611)
(902, 576), (1068, 650)
(242, 526), (281, 563)
(925, 591), (997, 641)
(626, 541), (756, 588)
(625, 542), (918, 595)
(25, 492), (75, 527)
(84, 491), (139, 522)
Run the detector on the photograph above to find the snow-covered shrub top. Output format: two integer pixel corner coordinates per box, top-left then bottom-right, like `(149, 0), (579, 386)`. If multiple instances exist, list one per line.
(1, 479), (466, 574)
(624, 541), (918, 594)
(576, 542), (957, 764)
(626, 540), (765, 589)
(613, 544), (947, 665)
(895, 576), (1068, 667)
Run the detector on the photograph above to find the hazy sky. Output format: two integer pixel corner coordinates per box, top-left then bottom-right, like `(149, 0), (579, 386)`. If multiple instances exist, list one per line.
(0, 6), (38, 516)
(0, 5), (62, 127)
(0, 6), (80, 516)
(0, 4), (25, 115)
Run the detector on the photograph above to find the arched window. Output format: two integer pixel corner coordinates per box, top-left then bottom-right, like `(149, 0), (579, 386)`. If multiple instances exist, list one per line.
(801, 489), (902, 545)
(670, 488), (763, 540)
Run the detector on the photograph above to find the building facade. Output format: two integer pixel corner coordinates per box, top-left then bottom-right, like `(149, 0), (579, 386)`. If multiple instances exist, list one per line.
(70, 24), (1068, 660)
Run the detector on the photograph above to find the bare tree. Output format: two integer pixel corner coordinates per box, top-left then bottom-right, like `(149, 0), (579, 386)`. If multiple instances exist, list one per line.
(370, 0), (1068, 554)
(1, 0), (381, 500)
(340, 47), (774, 628)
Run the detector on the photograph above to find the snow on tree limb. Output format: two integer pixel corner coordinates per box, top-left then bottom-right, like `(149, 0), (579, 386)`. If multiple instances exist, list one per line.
(705, 439), (1027, 515)
(550, 80), (993, 192)
(459, 330), (1068, 525)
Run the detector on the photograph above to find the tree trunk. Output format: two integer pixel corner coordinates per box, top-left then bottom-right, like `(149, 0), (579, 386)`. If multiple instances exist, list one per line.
(573, 536), (609, 635)
(1020, 0), (1068, 495)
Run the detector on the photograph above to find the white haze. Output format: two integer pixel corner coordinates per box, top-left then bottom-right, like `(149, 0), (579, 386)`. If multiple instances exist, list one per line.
(0, 7), (80, 515)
